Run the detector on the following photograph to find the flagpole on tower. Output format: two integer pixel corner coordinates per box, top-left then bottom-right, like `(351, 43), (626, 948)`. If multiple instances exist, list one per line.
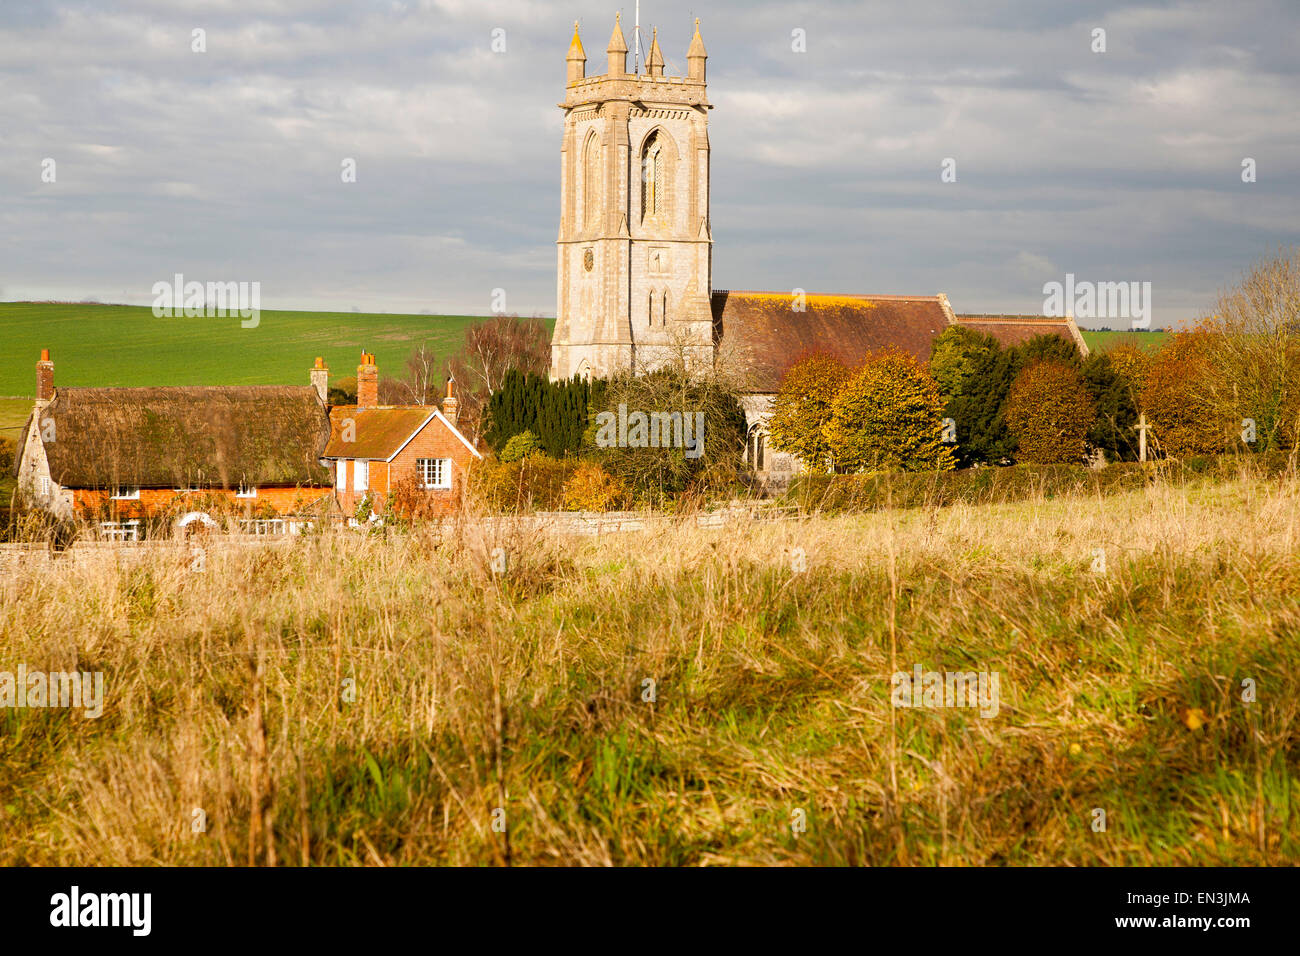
(634, 0), (641, 74)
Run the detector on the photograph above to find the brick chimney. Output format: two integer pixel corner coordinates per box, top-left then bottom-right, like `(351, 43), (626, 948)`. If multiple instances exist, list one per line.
(357, 351), (378, 408)
(442, 376), (459, 427)
(36, 349), (54, 407)
(310, 356), (329, 404)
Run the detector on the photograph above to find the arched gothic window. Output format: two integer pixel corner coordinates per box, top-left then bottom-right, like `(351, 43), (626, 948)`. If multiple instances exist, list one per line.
(641, 133), (665, 222)
(583, 132), (600, 230)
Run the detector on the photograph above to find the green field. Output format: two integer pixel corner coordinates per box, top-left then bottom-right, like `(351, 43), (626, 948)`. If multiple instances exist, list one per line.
(1080, 329), (1172, 353)
(1, 303), (1163, 398)
(0, 302), (551, 397)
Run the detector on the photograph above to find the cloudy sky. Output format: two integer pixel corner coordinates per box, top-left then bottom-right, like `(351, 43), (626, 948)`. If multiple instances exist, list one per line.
(2, 0), (1297, 328)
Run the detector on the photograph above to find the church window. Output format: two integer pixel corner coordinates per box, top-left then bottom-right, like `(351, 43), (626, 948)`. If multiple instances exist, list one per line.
(583, 132), (600, 229)
(641, 133), (667, 223)
(662, 291), (668, 326)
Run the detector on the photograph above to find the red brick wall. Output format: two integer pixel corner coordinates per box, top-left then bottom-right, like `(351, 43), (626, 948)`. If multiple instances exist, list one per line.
(72, 486), (330, 520)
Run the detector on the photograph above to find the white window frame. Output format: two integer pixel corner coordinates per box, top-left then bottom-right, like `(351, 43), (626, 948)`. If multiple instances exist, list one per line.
(236, 483), (257, 499)
(353, 459), (369, 492)
(110, 486), (140, 501)
(99, 519), (140, 542)
(417, 458), (452, 490)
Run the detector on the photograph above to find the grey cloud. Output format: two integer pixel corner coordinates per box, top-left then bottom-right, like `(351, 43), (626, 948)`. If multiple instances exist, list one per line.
(1, 0), (1297, 325)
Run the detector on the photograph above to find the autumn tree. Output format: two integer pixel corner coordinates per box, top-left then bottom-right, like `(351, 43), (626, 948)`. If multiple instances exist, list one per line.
(766, 352), (852, 472)
(590, 362), (748, 506)
(1198, 248), (1300, 452)
(1006, 360), (1097, 464)
(943, 332), (1082, 465)
(823, 349), (955, 473)
(1141, 330), (1232, 458)
(1080, 352), (1134, 461)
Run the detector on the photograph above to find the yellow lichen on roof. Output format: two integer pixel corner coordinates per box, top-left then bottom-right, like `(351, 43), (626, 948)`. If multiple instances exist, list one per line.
(733, 292), (880, 310)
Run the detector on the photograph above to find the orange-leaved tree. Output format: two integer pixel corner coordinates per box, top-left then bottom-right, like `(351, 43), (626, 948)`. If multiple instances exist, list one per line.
(822, 349), (955, 473)
(766, 352), (853, 472)
(1005, 359), (1097, 464)
(1142, 329), (1232, 458)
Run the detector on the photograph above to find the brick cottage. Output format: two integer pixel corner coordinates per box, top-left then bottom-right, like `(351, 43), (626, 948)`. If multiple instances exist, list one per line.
(322, 352), (481, 520)
(14, 349), (480, 536)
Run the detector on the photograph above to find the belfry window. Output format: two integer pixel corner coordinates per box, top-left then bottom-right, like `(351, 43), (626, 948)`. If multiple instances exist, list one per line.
(583, 133), (600, 229)
(641, 135), (665, 222)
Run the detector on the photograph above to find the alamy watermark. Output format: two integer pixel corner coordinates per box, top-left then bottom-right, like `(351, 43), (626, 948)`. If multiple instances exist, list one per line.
(891, 664), (1000, 718)
(1, 665), (104, 718)
(594, 404), (705, 459)
(152, 273), (260, 328)
(1043, 273), (1152, 329)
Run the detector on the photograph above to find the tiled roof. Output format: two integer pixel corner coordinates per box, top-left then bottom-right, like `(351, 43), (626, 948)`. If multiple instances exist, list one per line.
(323, 406), (438, 460)
(955, 315), (1088, 356)
(713, 291), (953, 393)
(25, 385), (330, 489)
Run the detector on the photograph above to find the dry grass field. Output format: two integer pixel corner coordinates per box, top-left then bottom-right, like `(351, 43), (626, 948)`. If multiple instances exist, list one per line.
(1, 468), (1297, 865)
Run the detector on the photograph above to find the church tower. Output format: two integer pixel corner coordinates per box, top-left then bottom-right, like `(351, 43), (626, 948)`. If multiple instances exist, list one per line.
(551, 16), (713, 381)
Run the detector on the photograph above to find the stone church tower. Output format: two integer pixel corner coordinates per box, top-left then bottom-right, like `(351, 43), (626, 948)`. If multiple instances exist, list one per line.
(550, 15), (713, 381)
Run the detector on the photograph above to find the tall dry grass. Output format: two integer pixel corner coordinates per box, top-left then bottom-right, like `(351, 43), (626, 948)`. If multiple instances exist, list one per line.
(1, 470), (1297, 865)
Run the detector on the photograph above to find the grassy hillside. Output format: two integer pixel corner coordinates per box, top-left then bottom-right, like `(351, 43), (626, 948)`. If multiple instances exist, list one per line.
(1, 470), (1295, 865)
(1080, 329), (1172, 353)
(0, 303), (555, 397)
(0, 397), (31, 437)
(1, 303), (1162, 397)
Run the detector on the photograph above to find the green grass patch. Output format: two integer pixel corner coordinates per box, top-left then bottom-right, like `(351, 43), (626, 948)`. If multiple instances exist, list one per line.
(0, 302), (554, 395)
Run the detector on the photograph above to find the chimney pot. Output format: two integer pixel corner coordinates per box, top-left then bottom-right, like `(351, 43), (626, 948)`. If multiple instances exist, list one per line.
(357, 351), (378, 408)
(442, 377), (460, 427)
(310, 357), (330, 404)
(36, 349), (55, 404)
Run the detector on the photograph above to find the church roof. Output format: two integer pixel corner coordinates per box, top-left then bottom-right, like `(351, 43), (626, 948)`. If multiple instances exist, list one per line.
(713, 291), (954, 394)
(955, 314), (1088, 356)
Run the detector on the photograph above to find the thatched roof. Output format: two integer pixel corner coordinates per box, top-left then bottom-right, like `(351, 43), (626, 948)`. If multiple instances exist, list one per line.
(21, 386), (331, 489)
(713, 291), (954, 393)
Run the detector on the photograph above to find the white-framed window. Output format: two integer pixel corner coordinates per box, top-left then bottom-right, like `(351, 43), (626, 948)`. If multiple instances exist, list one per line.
(353, 459), (369, 492)
(111, 486), (140, 500)
(236, 483), (257, 498)
(417, 458), (452, 490)
(336, 459), (346, 488)
(99, 520), (140, 542)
